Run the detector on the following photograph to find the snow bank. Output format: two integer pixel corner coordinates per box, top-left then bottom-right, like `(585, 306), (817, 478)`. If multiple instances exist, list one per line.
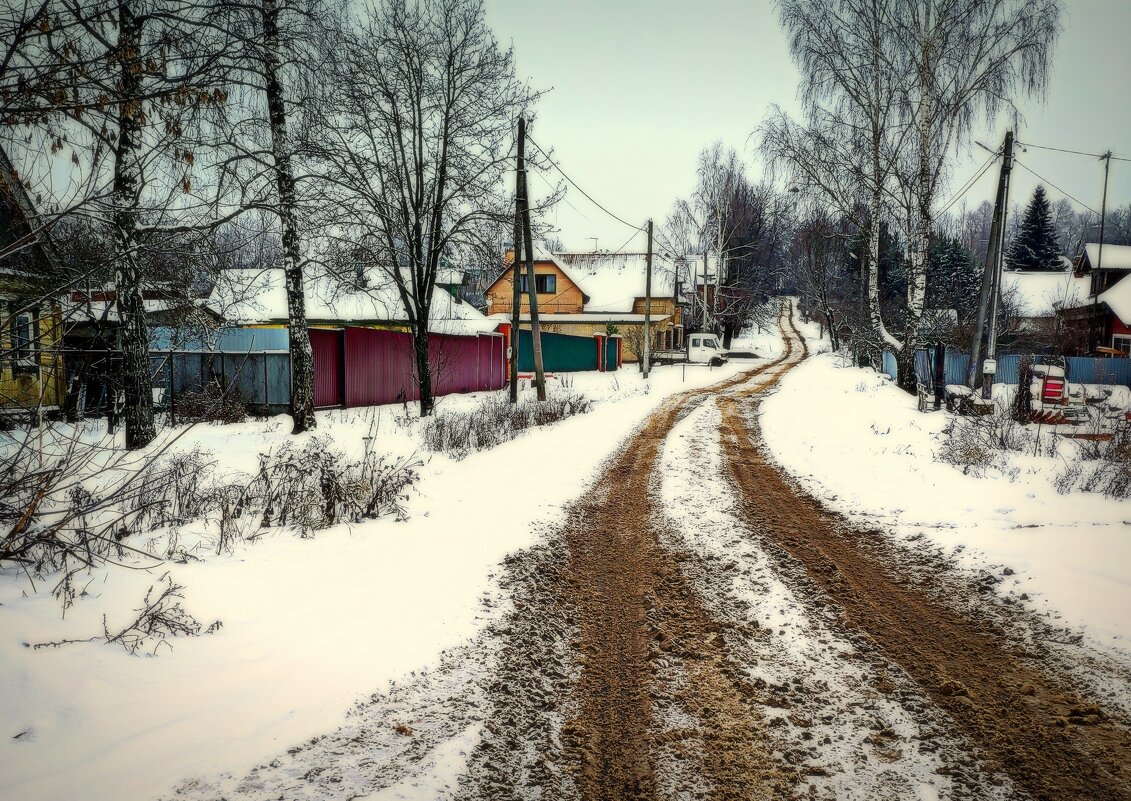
(760, 351), (1131, 646)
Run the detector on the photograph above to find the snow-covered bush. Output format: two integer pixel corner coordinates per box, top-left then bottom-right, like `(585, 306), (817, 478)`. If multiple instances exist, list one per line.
(938, 401), (1029, 476)
(253, 436), (421, 532)
(421, 392), (592, 459)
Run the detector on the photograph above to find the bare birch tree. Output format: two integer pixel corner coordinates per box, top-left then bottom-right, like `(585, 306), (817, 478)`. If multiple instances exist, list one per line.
(313, 0), (536, 417)
(886, 0), (1060, 389)
(212, 0), (341, 433)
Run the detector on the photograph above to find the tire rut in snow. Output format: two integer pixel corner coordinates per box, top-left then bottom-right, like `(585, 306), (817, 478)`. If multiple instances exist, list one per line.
(554, 305), (801, 800)
(455, 542), (580, 801)
(718, 375), (1131, 800)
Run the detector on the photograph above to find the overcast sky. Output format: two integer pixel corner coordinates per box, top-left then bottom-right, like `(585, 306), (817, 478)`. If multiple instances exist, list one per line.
(484, 0), (1131, 252)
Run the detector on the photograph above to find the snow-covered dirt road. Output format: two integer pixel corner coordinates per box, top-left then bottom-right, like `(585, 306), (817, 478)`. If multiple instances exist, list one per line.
(166, 304), (1131, 800)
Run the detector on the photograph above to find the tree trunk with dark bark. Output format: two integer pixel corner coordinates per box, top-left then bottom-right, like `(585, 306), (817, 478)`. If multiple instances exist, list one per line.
(113, 0), (156, 450)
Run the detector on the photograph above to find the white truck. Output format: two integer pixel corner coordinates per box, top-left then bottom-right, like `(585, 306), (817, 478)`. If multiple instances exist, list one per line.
(654, 333), (729, 366)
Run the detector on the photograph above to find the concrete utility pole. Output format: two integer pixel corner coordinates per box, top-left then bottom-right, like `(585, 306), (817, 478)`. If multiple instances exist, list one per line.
(644, 218), (653, 378)
(517, 118), (546, 401)
(1092, 151), (1112, 352)
(701, 251), (708, 330)
(966, 130), (1014, 393)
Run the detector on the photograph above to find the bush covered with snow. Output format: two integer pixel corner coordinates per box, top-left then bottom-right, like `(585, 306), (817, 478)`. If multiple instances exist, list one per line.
(422, 391), (592, 459)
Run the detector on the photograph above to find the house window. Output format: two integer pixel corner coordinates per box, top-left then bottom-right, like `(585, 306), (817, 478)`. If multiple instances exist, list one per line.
(516, 273), (557, 294)
(9, 302), (40, 376)
(1114, 335), (1131, 356)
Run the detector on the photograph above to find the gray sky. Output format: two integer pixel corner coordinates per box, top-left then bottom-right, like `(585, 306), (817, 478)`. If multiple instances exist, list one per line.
(484, 0), (1131, 252)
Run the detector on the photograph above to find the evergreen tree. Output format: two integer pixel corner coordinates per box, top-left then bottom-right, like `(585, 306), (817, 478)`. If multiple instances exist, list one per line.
(1006, 185), (1061, 271)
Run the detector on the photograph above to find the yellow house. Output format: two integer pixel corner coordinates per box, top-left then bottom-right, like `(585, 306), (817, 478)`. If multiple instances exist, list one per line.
(1, 153), (65, 416)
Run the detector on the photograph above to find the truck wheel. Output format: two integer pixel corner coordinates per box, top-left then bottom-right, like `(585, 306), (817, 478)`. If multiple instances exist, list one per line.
(710, 356), (724, 367)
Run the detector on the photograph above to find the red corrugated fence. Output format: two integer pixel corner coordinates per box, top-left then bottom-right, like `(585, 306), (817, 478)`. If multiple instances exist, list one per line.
(313, 327), (505, 409)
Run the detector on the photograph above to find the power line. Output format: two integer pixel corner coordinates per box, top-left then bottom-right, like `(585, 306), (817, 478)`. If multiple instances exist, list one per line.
(934, 152), (999, 219)
(1012, 158), (1101, 217)
(1016, 140), (1131, 163)
(525, 135), (647, 234)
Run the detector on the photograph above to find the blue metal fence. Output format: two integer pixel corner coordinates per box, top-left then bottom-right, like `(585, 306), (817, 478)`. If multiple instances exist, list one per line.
(885, 349), (1131, 387)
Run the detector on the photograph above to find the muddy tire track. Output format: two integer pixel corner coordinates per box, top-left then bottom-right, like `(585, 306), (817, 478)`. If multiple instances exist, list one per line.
(718, 321), (1131, 800)
(557, 303), (802, 801)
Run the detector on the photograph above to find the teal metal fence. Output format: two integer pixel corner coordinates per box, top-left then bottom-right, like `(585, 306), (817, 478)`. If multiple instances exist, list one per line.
(518, 330), (612, 372)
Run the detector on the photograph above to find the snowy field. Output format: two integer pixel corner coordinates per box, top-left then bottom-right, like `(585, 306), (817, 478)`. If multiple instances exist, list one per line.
(760, 340), (1131, 649)
(0, 352), (771, 801)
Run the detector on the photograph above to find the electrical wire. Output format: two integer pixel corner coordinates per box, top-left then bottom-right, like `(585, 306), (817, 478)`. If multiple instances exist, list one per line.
(525, 135), (648, 234)
(1016, 140), (1131, 163)
(1012, 158), (1102, 217)
(933, 152), (999, 219)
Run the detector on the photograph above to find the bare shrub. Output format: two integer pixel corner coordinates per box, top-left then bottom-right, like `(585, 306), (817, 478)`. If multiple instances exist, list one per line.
(422, 392), (592, 459)
(174, 384), (248, 425)
(254, 436), (421, 531)
(29, 573), (212, 655)
(938, 400), (1029, 476)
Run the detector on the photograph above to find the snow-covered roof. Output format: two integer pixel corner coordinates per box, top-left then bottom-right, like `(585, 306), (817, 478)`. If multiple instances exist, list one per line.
(488, 311), (671, 324)
(209, 268), (495, 335)
(1082, 243), (1131, 272)
(1098, 274), (1131, 326)
(999, 270), (1091, 318)
(552, 252), (683, 313)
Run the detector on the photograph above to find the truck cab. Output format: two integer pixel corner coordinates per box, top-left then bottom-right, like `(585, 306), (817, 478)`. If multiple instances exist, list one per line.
(687, 334), (727, 366)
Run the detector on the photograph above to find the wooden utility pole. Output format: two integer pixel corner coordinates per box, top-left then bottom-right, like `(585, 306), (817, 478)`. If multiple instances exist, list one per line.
(517, 118), (546, 400)
(643, 218), (653, 378)
(966, 130), (1013, 392)
(509, 153), (522, 403)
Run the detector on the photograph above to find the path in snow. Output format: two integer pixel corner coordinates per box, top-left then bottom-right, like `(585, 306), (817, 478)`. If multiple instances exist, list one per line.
(163, 301), (1131, 800)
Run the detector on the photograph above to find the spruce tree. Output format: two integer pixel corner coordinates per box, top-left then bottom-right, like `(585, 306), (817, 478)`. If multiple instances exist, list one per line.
(1006, 185), (1062, 271)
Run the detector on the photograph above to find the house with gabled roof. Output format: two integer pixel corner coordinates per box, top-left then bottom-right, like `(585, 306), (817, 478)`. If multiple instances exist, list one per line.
(484, 247), (690, 362)
(1057, 243), (1131, 355)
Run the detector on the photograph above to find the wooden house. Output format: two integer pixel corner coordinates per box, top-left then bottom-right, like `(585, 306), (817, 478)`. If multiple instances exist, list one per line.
(0, 150), (65, 417)
(485, 248), (688, 362)
(1057, 244), (1131, 355)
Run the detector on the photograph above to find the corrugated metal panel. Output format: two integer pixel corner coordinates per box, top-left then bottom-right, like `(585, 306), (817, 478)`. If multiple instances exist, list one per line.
(604, 336), (619, 371)
(881, 351), (898, 381)
(517, 330), (599, 372)
(310, 329), (343, 408)
(150, 326), (290, 352)
(891, 350), (1131, 387)
(1065, 357), (1131, 385)
(345, 327), (417, 406)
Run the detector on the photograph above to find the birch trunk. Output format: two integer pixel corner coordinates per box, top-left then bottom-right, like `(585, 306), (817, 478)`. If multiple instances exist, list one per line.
(113, 0), (156, 450)
(262, 0), (316, 433)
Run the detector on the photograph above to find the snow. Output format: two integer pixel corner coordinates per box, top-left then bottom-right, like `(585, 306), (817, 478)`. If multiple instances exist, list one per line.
(999, 269), (1090, 317)
(552, 251), (679, 313)
(1099, 273), (1131, 326)
(759, 348), (1131, 647)
(0, 358), (753, 801)
(209, 268), (495, 335)
(1084, 242), (1131, 272)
